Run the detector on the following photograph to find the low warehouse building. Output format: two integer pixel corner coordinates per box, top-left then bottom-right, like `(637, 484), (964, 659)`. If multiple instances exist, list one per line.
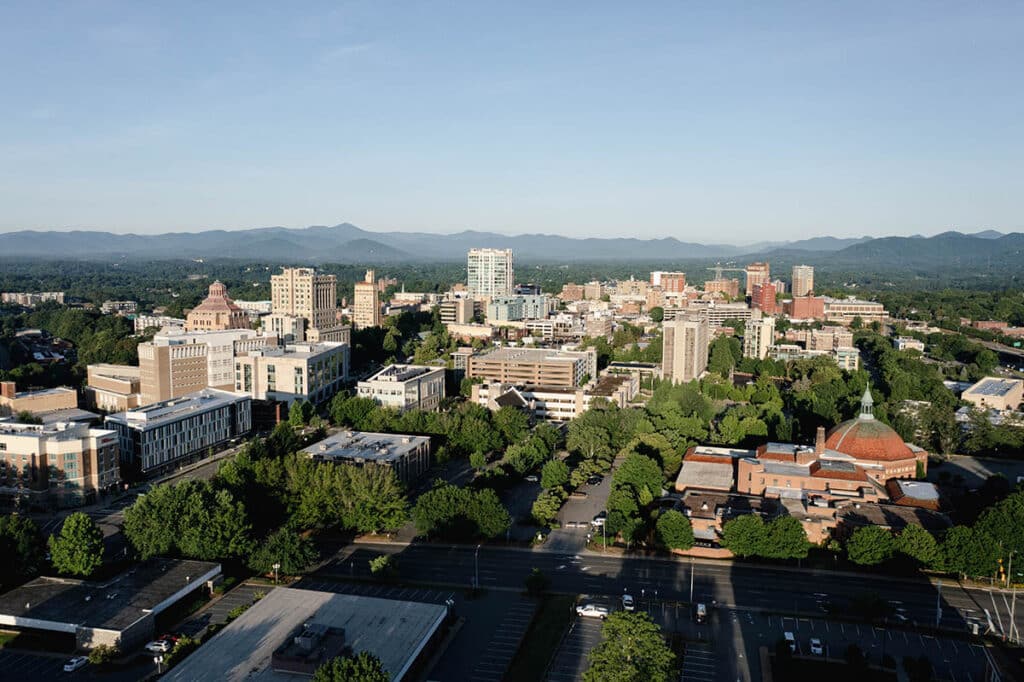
(0, 559), (220, 650)
(167, 587), (449, 681)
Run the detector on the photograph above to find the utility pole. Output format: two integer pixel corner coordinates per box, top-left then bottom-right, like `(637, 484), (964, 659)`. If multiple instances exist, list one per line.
(935, 579), (942, 628)
(1007, 552), (1015, 589)
(1011, 587), (1019, 644)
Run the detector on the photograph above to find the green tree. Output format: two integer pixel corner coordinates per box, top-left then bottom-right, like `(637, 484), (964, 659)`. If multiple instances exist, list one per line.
(762, 516), (810, 560)
(468, 488), (512, 539)
(541, 459), (570, 490)
(720, 514), (766, 558)
(649, 306), (664, 323)
(123, 483), (181, 558)
(177, 486), (255, 560)
(583, 612), (675, 682)
(707, 337), (737, 377)
(531, 490), (565, 525)
(942, 526), (999, 578)
(312, 651), (389, 682)
(248, 527), (319, 575)
(612, 454), (663, 503)
(288, 400), (312, 427)
(655, 509), (694, 551)
(846, 526), (896, 566)
(896, 524), (940, 569)
(48, 512), (104, 577)
(493, 406), (530, 445)
(469, 451), (487, 470)
(0, 514), (45, 588)
(343, 464), (409, 534)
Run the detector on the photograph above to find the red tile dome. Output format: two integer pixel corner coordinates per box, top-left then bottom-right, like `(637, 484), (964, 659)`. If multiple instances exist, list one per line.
(825, 418), (915, 462)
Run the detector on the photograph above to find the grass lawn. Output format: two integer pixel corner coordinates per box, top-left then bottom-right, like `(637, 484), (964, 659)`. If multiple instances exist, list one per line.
(505, 594), (575, 682)
(0, 631), (17, 648)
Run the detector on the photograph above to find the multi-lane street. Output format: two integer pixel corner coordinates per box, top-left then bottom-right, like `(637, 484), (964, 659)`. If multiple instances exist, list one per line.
(324, 541), (1022, 641)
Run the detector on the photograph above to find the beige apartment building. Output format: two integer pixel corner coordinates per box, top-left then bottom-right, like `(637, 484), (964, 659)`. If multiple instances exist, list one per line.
(467, 248), (514, 298)
(0, 382), (78, 418)
(270, 267), (350, 343)
(138, 329), (277, 405)
(84, 364), (142, 412)
(352, 269), (382, 329)
(184, 281), (250, 332)
(0, 420), (120, 506)
(791, 265), (814, 297)
(466, 347), (597, 387)
(234, 342), (349, 406)
(823, 297), (887, 325)
(439, 298), (474, 325)
(745, 262), (770, 296)
(743, 315), (775, 360)
(663, 316), (709, 383)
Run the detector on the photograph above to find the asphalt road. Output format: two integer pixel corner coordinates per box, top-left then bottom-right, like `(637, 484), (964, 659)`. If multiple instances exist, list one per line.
(326, 542), (1023, 642)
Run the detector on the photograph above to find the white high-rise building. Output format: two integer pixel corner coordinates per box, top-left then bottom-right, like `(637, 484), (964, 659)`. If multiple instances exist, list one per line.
(662, 316), (709, 383)
(467, 248), (514, 298)
(792, 265), (815, 297)
(743, 315), (776, 360)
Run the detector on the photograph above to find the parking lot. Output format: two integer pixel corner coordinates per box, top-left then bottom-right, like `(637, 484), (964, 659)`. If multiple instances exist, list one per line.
(541, 595), (989, 682)
(546, 473), (612, 553)
(466, 598), (536, 682)
(177, 583), (270, 639)
(0, 650), (156, 682)
(546, 617), (603, 682)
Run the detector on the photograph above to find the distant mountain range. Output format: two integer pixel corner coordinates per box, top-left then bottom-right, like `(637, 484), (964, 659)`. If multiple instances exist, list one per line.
(0, 223), (1019, 266)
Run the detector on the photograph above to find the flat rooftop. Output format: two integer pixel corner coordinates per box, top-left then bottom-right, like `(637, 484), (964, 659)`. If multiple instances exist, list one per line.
(303, 430), (430, 464)
(9, 386), (76, 400)
(892, 480), (940, 501)
(363, 364), (444, 383)
(247, 342), (346, 360)
(475, 347), (587, 364)
(966, 378), (1022, 397)
(0, 559), (220, 633)
(0, 420), (112, 440)
(106, 388), (247, 428)
(167, 587), (447, 682)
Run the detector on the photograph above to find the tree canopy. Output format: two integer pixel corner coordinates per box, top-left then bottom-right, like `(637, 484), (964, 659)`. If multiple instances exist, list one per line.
(583, 612), (675, 682)
(48, 512), (104, 577)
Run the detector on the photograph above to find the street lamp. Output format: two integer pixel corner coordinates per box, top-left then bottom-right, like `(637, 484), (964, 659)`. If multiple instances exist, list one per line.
(474, 544), (481, 590)
(272, 562), (281, 585)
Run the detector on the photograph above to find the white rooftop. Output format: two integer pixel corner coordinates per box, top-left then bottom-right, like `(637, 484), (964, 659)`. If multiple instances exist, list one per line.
(106, 388), (248, 428)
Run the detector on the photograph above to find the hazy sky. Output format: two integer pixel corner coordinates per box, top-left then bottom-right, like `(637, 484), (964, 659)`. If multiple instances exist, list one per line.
(2, 2), (1022, 242)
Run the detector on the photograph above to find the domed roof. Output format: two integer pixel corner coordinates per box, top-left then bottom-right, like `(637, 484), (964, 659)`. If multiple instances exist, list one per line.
(825, 418), (914, 462)
(824, 386), (914, 462)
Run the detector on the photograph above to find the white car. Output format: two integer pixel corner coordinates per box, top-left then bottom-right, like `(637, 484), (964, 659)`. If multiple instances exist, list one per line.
(63, 657), (88, 673)
(576, 603), (610, 619)
(622, 594), (635, 611)
(591, 513), (607, 527)
(145, 639), (173, 653)
(809, 638), (823, 656)
(525, 475), (539, 483)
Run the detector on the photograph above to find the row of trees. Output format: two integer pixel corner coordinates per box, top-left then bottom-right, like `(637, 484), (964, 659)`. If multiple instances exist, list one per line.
(122, 422), (408, 572)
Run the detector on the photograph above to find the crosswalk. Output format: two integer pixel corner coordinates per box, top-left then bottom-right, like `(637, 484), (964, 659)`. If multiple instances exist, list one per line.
(680, 642), (716, 682)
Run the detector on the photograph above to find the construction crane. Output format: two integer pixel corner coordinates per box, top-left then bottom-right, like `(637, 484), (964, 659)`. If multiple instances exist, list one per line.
(706, 265), (747, 280)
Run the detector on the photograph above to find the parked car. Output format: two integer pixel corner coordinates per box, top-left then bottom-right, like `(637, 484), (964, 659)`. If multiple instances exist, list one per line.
(145, 640), (173, 653)
(621, 594), (635, 611)
(784, 631), (796, 653)
(576, 603), (610, 619)
(695, 602), (707, 623)
(525, 475), (539, 483)
(591, 512), (607, 527)
(586, 475), (603, 485)
(63, 657), (88, 673)
(810, 638), (823, 656)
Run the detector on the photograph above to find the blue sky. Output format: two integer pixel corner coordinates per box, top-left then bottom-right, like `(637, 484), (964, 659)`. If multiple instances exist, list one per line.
(1, 1), (1022, 242)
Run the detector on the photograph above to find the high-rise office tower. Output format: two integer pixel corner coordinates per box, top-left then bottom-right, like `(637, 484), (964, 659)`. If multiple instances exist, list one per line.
(352, 269), (382, 329)
(270, 267), (350, 343)
(662, 316), (710, 383)
(792, 265), (814, 297)
(467, 248), (514, 298)
(745, 262), (771, 296)
(743, 315), (776, 360)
